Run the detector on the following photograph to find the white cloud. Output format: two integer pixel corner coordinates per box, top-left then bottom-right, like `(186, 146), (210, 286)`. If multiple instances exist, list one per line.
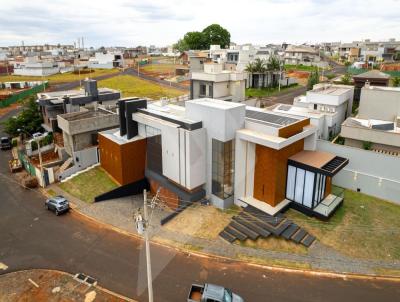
(0, 0), (399, 47)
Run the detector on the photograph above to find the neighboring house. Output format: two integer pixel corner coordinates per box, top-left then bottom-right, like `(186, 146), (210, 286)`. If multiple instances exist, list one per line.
(190, 62), (246, 102)
(284, 45), (327, 67)
(271, 84), (354, 140)
(352, 70), (390, 102)
(341, 84), (400, 154)
(100, 97), (348, 219)
(13, 57), (60, 76)
(88, 52), (124, 69)
(37, 79), (121, 132)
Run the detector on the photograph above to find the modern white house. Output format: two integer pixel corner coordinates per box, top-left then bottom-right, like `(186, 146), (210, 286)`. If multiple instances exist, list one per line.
(341, 84), (400, 154)
(190, 62), (246, 102)
(100, 97), (348, 222)
(88, 52), (124, 69)
(284, 45), (327, 68)
(270, 84), (354, 140)
(13, 57), (60, 76)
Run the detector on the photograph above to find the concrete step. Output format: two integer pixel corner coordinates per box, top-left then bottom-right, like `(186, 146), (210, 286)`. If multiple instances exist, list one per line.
(219, 230), (236, 243)
(291, 229), (307, 243)
(233, 216), (271, 238)
(225, 225), (247, 241)
(230, 220), (259, 240)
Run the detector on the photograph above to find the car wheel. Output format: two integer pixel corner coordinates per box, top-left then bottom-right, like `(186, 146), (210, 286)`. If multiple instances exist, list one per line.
(55, 209), (59, 216)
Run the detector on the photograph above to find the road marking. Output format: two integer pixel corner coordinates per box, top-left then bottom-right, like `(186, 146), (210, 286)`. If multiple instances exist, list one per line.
(0, 262), (8, 270)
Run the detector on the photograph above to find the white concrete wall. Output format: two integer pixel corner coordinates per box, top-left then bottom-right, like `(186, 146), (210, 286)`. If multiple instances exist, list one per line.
(358, 87), (400, 121)
(186, 99), (246, 207)
(317, 140), (400, 204)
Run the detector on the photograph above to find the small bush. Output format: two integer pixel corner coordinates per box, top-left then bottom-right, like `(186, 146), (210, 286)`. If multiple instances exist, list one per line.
(362, 141), (373, 150)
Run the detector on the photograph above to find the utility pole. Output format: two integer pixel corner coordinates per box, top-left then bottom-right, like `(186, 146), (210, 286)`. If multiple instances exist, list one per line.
(136, 190), (154, 302)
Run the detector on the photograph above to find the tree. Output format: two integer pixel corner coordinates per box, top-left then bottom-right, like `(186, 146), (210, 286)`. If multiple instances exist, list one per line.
(392, 76), (400, 87)
(175, 24), (231, 51)
(183, 31), (206, 50)
(307, 68), (320, 90)
(2, 97), (43, 137)
(173, 39), (188, 53)
(267, 56), (281, 72)
(341, 73), (352, 85)
(202, 24), (230, 49)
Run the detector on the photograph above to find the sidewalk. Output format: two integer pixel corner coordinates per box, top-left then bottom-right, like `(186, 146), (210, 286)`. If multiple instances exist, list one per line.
(46, 184), (400, 277)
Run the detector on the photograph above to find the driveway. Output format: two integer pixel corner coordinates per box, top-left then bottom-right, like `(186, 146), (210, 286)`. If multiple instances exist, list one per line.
(0, 110), (399, 301)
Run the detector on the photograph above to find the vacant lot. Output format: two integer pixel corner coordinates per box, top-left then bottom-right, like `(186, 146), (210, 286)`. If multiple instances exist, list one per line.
(286, 188), (400, 261)
(98, 75), (185, 99)
(58, 167), (117, 203)
(0, 69), (120, 84)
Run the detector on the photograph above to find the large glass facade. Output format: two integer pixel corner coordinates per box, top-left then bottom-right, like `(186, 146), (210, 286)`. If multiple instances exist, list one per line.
(286, 165), (327, 209)
(212, 139), (235, 200)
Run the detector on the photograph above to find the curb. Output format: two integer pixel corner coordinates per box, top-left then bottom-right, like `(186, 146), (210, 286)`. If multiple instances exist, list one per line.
(0, 268), (136, 302)
(41, 188), (400, 283)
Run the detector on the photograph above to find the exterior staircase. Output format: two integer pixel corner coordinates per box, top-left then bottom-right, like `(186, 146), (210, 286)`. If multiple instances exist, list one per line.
(219, 205), (316, 248)
(57, 157), (73, 176)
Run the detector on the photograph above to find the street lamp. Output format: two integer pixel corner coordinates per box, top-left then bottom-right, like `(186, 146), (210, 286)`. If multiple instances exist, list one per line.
(18, 129), (45, 187)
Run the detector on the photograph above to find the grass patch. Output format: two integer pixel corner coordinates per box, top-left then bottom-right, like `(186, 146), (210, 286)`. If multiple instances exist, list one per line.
(237, 237), (308, 255)
(97, 75), (185, 100)
(245, 84), (298, 98)
(286, 187), (400, 261)
(237, 254), (311, 270)
(374, 267), (400, 277)
(141, 64), (180, 73)
(153, 236), (203, 252)
(58, 167), (117, 203)
(46, 189), (57, 197)
(0, 69), (119, 84)
(164, 205), (234, 239)
(285, 64), (317, 72)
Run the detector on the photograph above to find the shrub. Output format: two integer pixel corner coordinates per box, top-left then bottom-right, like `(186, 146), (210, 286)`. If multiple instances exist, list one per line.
(362, 141), (373, 150)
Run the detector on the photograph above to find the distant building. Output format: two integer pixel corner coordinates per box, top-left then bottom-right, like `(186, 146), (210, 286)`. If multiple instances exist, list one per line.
(271, 84), (354, 140)
(88, 52), (124, 69)
(284, 45), (327, 68)
(341, 84), (400, 154)
(190, 62), (246, 102)
(352, 70), (390, 102)
(13, 57), (60, 76)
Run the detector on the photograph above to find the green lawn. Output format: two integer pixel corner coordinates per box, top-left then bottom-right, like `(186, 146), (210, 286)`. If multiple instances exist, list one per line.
(97, 75), (185, 99)
(285, 64), (318, 72)
(0, 69), (120, 84)
(58, 167), (118, 203)
(245, 84), (298, 98)
(286, 187), (400, 261)
(141, 64), (180, 73)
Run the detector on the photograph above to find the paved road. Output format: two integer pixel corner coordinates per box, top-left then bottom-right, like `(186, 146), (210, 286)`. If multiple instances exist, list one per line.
(1, 111), (399, 302)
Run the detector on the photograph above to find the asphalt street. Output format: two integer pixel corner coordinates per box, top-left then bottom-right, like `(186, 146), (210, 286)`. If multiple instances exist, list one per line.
(1, 111), (399, 301)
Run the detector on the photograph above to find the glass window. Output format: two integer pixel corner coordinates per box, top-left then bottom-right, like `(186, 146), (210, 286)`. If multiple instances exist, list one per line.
(212, 139), (235, 200)
(303, 171), (315, 208)
(223, 289), (233, 302)
(200, 84), (206, 96)
(286, 165), (296, 200)
(294, 168), (305, 203)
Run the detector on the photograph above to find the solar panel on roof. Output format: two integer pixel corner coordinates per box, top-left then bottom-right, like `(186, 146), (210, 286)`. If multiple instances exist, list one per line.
(245, 110), (299, 126)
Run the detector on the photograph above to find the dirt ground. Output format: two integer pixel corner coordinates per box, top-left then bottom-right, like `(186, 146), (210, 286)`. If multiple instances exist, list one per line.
(0, 103), (21, 117)
(0, 269), (132, 301)
(164, 205), (235, 239)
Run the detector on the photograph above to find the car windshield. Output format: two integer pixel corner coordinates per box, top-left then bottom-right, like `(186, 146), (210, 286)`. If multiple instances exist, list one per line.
(223, 289), (232, 302)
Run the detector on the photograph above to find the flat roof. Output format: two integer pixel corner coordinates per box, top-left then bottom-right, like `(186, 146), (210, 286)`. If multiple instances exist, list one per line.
(186, 98), (246, 110)
(245, 107), (304, 128)
(100, 128), (145, 145)
(289, 150), (335, 169)
(313, 87), (350, 96)
(60, 108), (114, 121)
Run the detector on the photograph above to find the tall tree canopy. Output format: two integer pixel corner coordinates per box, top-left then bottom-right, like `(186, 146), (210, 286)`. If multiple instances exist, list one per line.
(174, 24), (230, 51)
(2, 97), (43, 137)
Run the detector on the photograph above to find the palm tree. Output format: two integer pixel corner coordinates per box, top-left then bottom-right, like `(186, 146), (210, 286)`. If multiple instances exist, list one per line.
(252, 58), (268, 73)
(245, 62), (255, 73)
(267, 56), (281, 87)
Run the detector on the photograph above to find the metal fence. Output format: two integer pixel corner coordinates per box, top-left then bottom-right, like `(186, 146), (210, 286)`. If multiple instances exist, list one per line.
(0, 83), (48, 108)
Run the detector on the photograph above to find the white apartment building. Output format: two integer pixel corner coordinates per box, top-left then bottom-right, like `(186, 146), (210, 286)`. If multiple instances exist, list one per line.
(341, 84), (400, 154)
(271, 84), (354, 140)
(190, 62), (246, 102)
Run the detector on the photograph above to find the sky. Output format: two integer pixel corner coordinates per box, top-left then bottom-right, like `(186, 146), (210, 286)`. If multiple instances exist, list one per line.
(0, 0), (400, 47)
